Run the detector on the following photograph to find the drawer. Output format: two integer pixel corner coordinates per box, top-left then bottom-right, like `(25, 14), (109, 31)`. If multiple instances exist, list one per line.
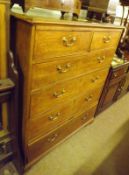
(28, 86), (102, 141)
(90, 31), (121, 51)
(33, 30), (93, 63)
(28, 105), (96, 161)
(111, 65), (129, 80)
(0, 138), (12, 155)
(30, 68), (109, 116)
(73, 86), (103, 115)
(28, 101), (74, 141)
(0, 162), (18, 175)
(32, 48), (115, 90)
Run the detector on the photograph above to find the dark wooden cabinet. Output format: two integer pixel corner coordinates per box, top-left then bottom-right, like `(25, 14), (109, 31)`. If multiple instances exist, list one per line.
(96, 62), (129, 115)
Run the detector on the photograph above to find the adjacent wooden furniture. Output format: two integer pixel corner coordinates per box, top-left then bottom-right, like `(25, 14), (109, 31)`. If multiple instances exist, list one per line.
(11, 12), (123, 167)
(0, 52), (24, 174)
(0, 1), (23, 174)
(11, 0), (82, 18)
(96, 61), (129, 115)
(85, 0), (118, 22)
(0, 0), (10, 131)
(0, 79), (14, 170)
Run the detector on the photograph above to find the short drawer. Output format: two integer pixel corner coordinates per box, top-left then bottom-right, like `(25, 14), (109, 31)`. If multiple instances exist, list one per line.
(30, 68), (109, 116)
(33, 30), (93, 63)
(32, 48), (115, 90)
(90, 31), (121, 51)
(28, 105), (96, 162)
(28, 86), (102, 141)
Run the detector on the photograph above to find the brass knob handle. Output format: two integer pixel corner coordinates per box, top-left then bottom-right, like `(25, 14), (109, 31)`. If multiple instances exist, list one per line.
(48, 112), (61, 121)
(57, 63), (71, 73)
(53, 89), (66, 98)
(91, 76), (100, 83)
(97, 56), (105, 63)
(118, 86), (123, 92)
(85, 95), (93, 102)
(114, 73), (118, 77)
(47, 134), (58, 143)
(62, 36), (77, 47)
(103, 36), (111, 43)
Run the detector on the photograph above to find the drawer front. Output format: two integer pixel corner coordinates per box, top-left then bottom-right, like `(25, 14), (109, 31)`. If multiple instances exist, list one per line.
(28, 105), (96, 161)
(0, 138), (12, 155)
(30, 68), (108, 116)
(33, 30), (92, 63)
(28, 101), (74, 141)
(111, 65), (129, 80)
(28, 86), (102, 141)
(90, 31), (121, 51)
(32, 49), (115, 90)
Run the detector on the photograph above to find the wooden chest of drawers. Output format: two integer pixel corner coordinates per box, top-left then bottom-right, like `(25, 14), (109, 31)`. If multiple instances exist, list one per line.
(11, 13), (123, 167)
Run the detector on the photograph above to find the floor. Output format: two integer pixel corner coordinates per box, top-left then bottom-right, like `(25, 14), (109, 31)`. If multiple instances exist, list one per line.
(26, 93), (129, 175)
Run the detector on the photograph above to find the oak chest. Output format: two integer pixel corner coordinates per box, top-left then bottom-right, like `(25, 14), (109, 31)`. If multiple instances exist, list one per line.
(11, 13), (123, 167)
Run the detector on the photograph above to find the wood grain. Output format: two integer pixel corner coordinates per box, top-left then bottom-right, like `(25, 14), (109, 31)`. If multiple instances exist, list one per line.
(33, 30), (93, 63)
(30, 68), (109, 116)
(28, 86), (103, 142)
(28, 105), (96, 161)
(32, 48), (115, 90)
(11, 15), (123, 165)
(90, 31), (121, 51)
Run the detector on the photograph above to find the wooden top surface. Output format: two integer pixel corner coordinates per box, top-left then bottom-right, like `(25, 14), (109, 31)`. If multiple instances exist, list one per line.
(0, 0), (10, 4)
(11, 8), (124, 29)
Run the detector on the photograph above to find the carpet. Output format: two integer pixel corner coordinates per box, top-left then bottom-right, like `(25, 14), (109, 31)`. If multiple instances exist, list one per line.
(25, 93), (129, 175)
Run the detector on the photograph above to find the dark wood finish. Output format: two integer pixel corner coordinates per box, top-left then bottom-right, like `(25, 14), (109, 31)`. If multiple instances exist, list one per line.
(0, 0), (23, 173)
(0, 52), (23, 174)
(0, 162), (19, 175)
(11, 0), (81, 18)
(96, 62), (129, 115)
(7, 51), (24, 174)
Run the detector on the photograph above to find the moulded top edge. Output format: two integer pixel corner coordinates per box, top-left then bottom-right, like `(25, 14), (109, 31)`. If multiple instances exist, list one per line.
(11, 11), (125, 30)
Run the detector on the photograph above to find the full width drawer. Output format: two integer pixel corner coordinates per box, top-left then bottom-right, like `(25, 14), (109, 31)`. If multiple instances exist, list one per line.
(28, 86), (102, 141)
(33, 30), (92, 63)
(28, 105), (96, 161)
(30, 68), (109, 116)
(32, 48), (115, 90)
(90, 31), (121, 51)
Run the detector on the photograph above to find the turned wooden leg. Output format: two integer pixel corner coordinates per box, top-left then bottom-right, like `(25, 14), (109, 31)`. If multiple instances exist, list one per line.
(72, 13), (78, 20)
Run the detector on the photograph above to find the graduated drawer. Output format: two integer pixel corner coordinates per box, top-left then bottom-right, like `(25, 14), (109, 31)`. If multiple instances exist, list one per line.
(28, 86), (102, 141)
(33, 29), (93, 63)
(32, 48), (115, 90)
(28, 105), (96, 161)
(30, 68), (109, 116)
(90, 31), (121, 51)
